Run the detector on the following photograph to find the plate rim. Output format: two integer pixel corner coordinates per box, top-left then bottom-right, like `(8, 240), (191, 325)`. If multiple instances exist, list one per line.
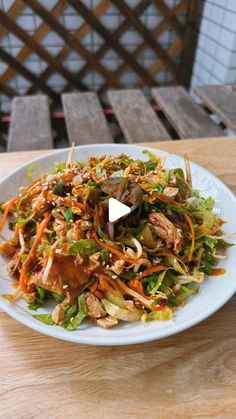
(0, 143), (236, 346)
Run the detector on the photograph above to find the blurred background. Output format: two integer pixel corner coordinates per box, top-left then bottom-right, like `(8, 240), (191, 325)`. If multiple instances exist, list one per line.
(0, 0), (235, 149)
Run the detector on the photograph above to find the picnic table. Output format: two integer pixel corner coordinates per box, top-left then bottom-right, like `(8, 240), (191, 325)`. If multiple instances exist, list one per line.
(1, 86), (236, 418)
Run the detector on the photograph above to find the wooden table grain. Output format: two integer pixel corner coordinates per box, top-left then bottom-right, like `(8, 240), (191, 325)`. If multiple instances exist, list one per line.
(0, 137), (236, 419)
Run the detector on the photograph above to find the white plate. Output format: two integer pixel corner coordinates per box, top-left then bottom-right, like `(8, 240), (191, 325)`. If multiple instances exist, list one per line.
(0, 144), (236, 346)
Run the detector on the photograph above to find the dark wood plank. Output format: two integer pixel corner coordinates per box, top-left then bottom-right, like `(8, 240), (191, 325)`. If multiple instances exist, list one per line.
(8, 96), (53, 152)
(108, 89), (171, 143)
(62, 92), (113, 145)
(195, 85), (236, 132)
(151, 86), (224, 139)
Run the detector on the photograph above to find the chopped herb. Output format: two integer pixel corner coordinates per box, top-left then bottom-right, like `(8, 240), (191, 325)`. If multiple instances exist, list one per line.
(52, 180), (64, 196)
(65, 208), (73, 224)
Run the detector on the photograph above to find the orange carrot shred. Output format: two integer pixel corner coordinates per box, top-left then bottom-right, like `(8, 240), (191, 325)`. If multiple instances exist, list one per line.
(134, 265), (166, 281)
(94, 231), (139, 265)
(0, 197), (18, 232)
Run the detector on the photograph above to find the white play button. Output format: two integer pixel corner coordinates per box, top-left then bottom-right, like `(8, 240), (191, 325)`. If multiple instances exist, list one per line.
(108, 197), (131, 222)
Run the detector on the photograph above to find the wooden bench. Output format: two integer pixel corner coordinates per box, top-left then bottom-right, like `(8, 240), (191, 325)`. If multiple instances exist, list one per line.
(7, 85), (232, 151)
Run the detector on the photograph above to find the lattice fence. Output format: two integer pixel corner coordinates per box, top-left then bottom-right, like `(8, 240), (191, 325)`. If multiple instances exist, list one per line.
(0, 0), (199, 113)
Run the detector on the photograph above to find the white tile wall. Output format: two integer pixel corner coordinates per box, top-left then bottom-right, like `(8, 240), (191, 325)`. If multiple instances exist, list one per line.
(191, 0), (236, 91)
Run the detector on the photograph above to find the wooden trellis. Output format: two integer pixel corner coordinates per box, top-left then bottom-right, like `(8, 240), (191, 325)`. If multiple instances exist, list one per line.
(0, 0), (199, 109)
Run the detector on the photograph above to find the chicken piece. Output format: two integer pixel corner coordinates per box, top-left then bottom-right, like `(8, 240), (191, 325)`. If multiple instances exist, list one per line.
(32, 190), (47, 213)
(163, 187), (178, 198)
(110, 259), (125, 275)
(7, 250), (21, 276)
(30, 254), (97, 296)
(23, 292), (36, 304)
(97, 316), (118, 328)
(148, 213), (182, 252)
(0, 240), (17, 257)
(52, 304), (65, 324)
(123, 300), (136, 312)
(85, 291), (106, 319)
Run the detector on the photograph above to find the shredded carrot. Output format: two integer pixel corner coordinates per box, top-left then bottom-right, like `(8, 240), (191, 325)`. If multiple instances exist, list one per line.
(134, 265), (166, 281)
(19, 211), (51, 292)
(148, 192), (186, 207)
(96, 273), (119, 295)
(128, 279), (146, 296)
(117, 278), (164, 312)
(0, 197), (18, 232)
(94, 231), (139, 264)
(184, 213), (195, 262)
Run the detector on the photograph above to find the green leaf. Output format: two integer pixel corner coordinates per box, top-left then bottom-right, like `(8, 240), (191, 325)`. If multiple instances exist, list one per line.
(177, 271), (204, 285)
(51, 292), (64, 303)
(202, 196), (215, 211)
(102, 299), (142, 321)
(17, 213), (34, 226)
(33, 314), (54, 325)
(203, 210), (215, 229)
(148, 270), (169, 296)
(27, 163), (43, 181)
(65, 208), (73, 224)
(28, 302), (42, 311)
(54, 162), (66, 173)
(65, 294), (87, 331)
(169, 285), (198, 307)
(52, 180), (64, 196)
(100, 249), (109, 262)
(69, 239), (98, 258)
(36, 285), (46, 301)
(145, 307), (173, 321)
(64, 303), (77, 320)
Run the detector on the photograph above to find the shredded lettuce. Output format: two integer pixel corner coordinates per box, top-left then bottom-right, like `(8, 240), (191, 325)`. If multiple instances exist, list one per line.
(54, 162), (66, 173)
(169, 285), (198, 306)
(27, 163), (43, 181)
(65, 294), (87, 331)
(145, 307), (173, 321)
(33, 313), (54, 325)
(69, 239), (98, 258)
(177, 271), (204, 284)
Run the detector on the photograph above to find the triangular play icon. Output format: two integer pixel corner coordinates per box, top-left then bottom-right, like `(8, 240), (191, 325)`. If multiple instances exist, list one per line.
(108, 197), (131, 222)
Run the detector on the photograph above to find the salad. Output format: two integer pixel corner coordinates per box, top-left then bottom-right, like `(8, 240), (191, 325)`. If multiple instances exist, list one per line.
(0, 150), (230, 330)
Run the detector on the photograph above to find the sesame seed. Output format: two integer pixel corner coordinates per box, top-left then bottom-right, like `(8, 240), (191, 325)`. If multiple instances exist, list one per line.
(112, 275), (117, 279)
(55, 249), (62, 254)
(109, 253), (112, 258)
(63, 284), (68, 289)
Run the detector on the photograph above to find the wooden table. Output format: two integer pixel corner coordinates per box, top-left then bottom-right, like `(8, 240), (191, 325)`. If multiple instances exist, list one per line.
(1, 136), (236, 418)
